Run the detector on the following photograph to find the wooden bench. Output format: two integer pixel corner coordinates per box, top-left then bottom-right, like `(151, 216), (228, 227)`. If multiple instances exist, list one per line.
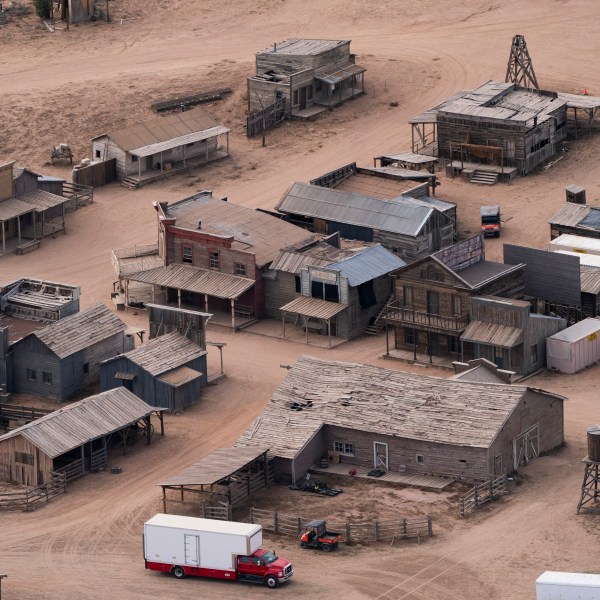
(16, 240), (41, 255)
(234, 304), (254, 318)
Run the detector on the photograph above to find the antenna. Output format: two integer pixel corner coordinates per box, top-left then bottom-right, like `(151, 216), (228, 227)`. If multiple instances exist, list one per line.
(505, 35), (539, 91)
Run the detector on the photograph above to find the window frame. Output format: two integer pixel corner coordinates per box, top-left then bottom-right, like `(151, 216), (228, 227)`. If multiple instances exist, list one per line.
(42, 371), (53, 385)
(234, 262), (246, 276)
(26, 368), (37, 382)
(182, 246), (193, 264)
(333, 441), (355, 456)
(403, 285), (413, 308)
(209, 251), (220, 270)
(416, 453), (425, 464)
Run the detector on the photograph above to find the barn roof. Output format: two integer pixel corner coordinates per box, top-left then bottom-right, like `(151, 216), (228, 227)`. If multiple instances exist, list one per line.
(276, 182), (438, 237)
(235, 356), (559, 458)
(28, 304), (126, 359)
(549, 203), (598, 229)
(0, 388), (166, 458)
(104, 331), (205, 376)
(18, 189), (68, 212)
(257, 39), (349, 56)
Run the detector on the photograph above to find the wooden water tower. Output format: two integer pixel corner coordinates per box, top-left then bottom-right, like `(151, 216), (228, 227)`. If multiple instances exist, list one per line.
(576, 426), (600, 514)
(566, 185), (586, 205)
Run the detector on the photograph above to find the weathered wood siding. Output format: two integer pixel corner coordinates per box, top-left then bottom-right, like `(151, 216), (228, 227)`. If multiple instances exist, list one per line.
(265, 271), (298, 319)
(13, 171), (39, 197)
(247, 78), (291, 114)
(290, 426), (325, 483)
(0, 435), (53, 486)
(0, 162), (14, 201)
(256, 43), (351, 75)
(11, 337), (62, 398)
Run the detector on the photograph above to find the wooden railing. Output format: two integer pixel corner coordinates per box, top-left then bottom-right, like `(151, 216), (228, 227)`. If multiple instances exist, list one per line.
(250, 507), (433, 544)
(0, 471), (66, 512)
(62, 181), (93, 211)
(310, 162), (356, 188)
(54, 458), (85, 482)
(382, 301), (469, 332)
(0, 403), (54, 424)
(459, 474), (507, 517)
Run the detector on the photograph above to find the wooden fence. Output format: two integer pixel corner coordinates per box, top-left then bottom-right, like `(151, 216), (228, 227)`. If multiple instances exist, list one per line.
(0, 471), (66, 512)
(73, 159), (116, 188)
(0, 403), (54, 425)
(55, 458), (85, 482)
(249, 508), (433, 544)
(247, 98), (286, 138)
(459, 474), (507, 517)
(63, 181), (94, 211)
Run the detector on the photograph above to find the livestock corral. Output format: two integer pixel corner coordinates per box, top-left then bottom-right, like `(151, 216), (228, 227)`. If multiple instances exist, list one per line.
(2, 1), (600, 599)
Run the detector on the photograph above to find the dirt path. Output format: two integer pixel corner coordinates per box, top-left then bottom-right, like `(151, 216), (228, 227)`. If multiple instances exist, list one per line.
(1, 0), (600, 598)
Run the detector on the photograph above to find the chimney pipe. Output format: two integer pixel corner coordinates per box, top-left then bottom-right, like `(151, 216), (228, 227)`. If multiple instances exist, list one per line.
(197, 221), (202, 229)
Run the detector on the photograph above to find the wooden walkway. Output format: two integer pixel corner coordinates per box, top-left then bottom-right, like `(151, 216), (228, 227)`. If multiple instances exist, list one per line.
(310, 462), (455, 492)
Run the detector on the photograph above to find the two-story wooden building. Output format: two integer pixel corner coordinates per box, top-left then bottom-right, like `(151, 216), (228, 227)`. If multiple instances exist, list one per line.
(247, 39), (366, 116)
(382, 235), (524, 360)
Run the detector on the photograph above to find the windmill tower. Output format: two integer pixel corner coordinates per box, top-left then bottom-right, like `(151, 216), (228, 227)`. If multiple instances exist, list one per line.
(505, 35), (540, 91)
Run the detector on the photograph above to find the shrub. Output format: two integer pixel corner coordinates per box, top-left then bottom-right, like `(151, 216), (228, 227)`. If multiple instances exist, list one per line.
(33, 0), (51, 19)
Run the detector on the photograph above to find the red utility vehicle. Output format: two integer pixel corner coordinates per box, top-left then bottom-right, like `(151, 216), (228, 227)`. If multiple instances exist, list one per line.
(299, 519), (342, 551)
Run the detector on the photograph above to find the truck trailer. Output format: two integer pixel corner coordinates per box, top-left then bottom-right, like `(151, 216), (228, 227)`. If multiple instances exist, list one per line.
(536, 571), (600, 599)
(144, 514), (293, 588)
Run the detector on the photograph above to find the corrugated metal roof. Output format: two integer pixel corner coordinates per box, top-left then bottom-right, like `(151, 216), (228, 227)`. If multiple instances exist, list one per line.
(106, 331), (205, 376)
(160, 446), (269, 487)
(157, 365), (203, 386)
(235, 356), (554, 457)
(0, 198), (35, 221)
(0, 388), (166, 458)
(276, 182), (435, 236)
(547, 318), (600, 343)
(104, 108), (223, 152)
(280, 296), (347, 319)
(396, 195), (456, 215)
(580, 267), (600, 294)
(129, 264), (255, 300)
(19, 189), (68, 212)
(557, 92), (600, 109)
(315, 63), (366, 85)
(164, 194), (311, 267)
(328, 244), (405, 286)
(31, 304), (126, 359)
(130, 126), (229, 158)
(549, 203), (593, 228)
(461, 320), (523, 348)
(258, 38), (349, 56)
(454, 260), (521, 289)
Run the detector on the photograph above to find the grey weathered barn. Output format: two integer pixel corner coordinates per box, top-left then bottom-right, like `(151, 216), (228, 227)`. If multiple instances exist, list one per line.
(236, 356), (565, 484)
(0, 387), (166, 486)
(247, 39), (366, 116)
(275, 182), (455, 263)
(91, 108), (230, 187)
(1, 304), (131, 401)
(100, 331), (207, 412)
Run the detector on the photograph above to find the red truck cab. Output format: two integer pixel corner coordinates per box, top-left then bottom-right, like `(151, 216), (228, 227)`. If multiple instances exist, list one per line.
(237, 549), (293, 588)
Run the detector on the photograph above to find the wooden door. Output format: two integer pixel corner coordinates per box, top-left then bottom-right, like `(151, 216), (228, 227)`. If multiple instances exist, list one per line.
(512, 424), (539, 470)
(373, 441), (389, 470)
(299, 86), (307, 110)
(427, 291), (439, 315)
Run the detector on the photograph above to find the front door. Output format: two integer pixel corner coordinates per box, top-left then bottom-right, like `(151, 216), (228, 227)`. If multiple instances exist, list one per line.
(512, 424), (539, 470)
(299, 86), (307, 110)
(373, 441), (389, 470)
(184, 534), (200, 566)
(494, 346), (504, 369)
(427, 291), (439, 315)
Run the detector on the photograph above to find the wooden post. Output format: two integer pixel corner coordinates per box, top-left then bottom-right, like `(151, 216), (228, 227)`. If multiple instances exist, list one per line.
(177, 288), (181, 309)
(385, 323), (389, 355)
(428, 516), (433, 536)
(105, 0), (109, 22)
(375, 521), (380, 542)
(250, 507), (254, 524)
(16, 215), (21, 246)
(1, 221), (5, 254)
(402, 518), (408, 538)
(231, 299), (236, 330)
(145, 415), (151, 445)
(282, 312), (286, 339)
(327, 318), (331, 348)
(274, 511), (279, 534)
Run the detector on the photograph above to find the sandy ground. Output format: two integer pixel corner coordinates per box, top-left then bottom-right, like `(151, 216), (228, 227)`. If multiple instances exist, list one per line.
(2, 0), (600, 598)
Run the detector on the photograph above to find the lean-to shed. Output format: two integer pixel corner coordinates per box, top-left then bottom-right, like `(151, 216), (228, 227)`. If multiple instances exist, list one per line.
(546, 318), (600, 374)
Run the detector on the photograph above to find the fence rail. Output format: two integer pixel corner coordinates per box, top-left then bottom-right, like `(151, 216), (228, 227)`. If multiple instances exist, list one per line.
(0, 403), (54, 424)
(55, 458), (85, 482)
(0, 471), (66, 512)
(250, 508), (433, 544)
(63, 181), (94, 211)
(459, 474), (507, 517)
(247, 98), (286, 138)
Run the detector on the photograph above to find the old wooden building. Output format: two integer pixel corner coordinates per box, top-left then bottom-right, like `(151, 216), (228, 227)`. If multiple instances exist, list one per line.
(549, 203), (600, 240)
(123, 192), (310, 327)
(247, 39), (366, 116)
(0, 387), (166, 486)
(100, 331), (207, 412)
(383, 235), (524, 359)
(410, 81), (567, 178)
(1, 304), (131, 401)
(235, 356), (565, 483)
(461, 297), (566, 376)
(275, 182), (455, 264)
(91, 108), (230, 188)
(266, 237), (405, 341)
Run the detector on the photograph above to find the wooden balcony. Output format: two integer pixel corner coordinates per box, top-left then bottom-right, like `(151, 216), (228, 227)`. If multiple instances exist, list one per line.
(382, 301), (469, 333)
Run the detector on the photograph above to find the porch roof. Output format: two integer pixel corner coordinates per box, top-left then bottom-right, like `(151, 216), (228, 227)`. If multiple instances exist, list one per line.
(157, 365), (203, 387)
(129, 264), (255, 300)
(280, 296), (347, 320)
(461, 320), (523, 348)
(129, 125), (230, 158)
(315, 63), (366, 86)
(0, 198), (35, 221)
(19, 189), (69, 212)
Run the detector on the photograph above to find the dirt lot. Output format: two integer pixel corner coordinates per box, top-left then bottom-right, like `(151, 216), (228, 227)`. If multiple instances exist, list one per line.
(2, 0), (600, 598)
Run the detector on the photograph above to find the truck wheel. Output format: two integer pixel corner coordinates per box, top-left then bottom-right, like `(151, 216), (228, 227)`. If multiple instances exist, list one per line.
(172, 566), (186, 579)
(300, 541), (308, 549)
(265, 575), (279, 588)
(322, 543), (333, 552)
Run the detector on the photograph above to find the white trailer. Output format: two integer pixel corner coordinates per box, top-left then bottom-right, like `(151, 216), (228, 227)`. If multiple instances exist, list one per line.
(536, 571), (600, 599)
(546, 319), (600, 374)
(548, 234), (600, 257)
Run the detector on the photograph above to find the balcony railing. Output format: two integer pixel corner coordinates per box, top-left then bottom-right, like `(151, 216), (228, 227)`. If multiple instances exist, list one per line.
(382, 301), (469, 332)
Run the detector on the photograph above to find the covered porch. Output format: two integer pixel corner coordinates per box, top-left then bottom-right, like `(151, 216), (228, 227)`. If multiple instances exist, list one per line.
(0, 199), (35, 256)
(460, 320), (523, 372)
(314, 64), (366, 108)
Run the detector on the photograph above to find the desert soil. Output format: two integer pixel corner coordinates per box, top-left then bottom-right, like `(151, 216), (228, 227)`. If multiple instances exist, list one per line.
(1, 0), (600, 598)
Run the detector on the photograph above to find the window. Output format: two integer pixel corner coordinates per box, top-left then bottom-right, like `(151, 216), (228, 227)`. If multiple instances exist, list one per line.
(131, 154), (138, 163)
(357, 280), (376, 308)
(405, 328), (418, 346)
(531, 343), (538, 365)
(403, 285), (413, 307)
(295, 275), (301, 293)
(42, 371), (52, 385)
(451, 295), (462, 316)
(293, 90), (299, 105)
(26, 369), (36, 382)
(311, 280), (339, 303)
(235, 263), (246, 276)
(209, 251), (219, 269)
(95, 149), (101, 159)
(333, 441), (355, 456)
(416, 453), (425, 464)
(447, 335), (459, 354)
(239, 556), (251, 564)
(182, 246), (193, 264)
(15, 452), (34, 466)
(83, 363), (90, 374)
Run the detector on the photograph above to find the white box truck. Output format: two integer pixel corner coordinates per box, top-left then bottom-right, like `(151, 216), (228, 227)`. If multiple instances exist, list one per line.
(144, 514), (293, 588)
(536, 571), (600, 599)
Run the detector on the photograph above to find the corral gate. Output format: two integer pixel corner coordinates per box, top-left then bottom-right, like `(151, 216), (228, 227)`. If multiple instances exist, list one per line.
(247, 98), (286, 138)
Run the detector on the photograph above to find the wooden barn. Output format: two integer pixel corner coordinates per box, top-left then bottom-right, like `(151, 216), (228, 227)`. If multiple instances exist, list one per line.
(0, 387), (166, 486)
(3, 304), (131, 401)
(235, 355), (565, 484)
(410, 81), (567, 178)
(100, 331), (207, 412)
(266, 238), (405, 341)
(275, 182), (455, 264)
(247, 39), (366, 116)
(91, 108), (230, 188)
(549, 203), (600, 240)
(382, 235), (524, 359)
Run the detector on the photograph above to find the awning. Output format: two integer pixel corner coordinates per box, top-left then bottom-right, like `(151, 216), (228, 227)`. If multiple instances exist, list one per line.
(0, 198), (35, 221)
(461, 321), (523, 348)
(129, 126), (230, 158)
(19, 189), (68, 212)
(157, 366), (202, 387)
(115, 372), (136, 381)
(128, 264), (255, 300)
(315, 63), (366, 86)
(280, 296), (347, 320)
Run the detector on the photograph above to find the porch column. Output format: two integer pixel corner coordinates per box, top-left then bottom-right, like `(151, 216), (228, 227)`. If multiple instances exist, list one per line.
(226, 132), (230, 156)
(160, 152), (163, 172)
(17, 215), (21, 245)
(183, 144), (186, 168)
(1, 221), (4, 254)
(460, 339), (464, 362)
(508, 348), (512, 371)
(231, 299), (236, 330)
(151, 285), (156, 303)
(204, 294), (209, 313)
(177, 288), (182, 308)
(206, 141), (209, 162)
(62, 201), (66, 232)
(282, 311), (286, 339)
(145, 415), (152, 445)
(138, 156), (141, 179)
(305, 316), (309, 343)
(327, 318), (331, 348)
(428, 332), (432, 364)
(574, 107), (578, 138)
(385, 323), (389, 356)
(124, 279), (129, 306)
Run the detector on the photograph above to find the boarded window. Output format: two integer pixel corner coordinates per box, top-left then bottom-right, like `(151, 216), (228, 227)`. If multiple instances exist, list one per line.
(295, 275), (301, 293)
(403, 285), (413, 307)
(235, 263), (246, 276)
(358, 280), (376, 309)
(26, 369), (36, 382)
(15, 452), (34, 466)
(182, 246), (193, 264)
(42, 371), (52, 385)
(131, 155), (138, 163)
(209, 252), (219, 269)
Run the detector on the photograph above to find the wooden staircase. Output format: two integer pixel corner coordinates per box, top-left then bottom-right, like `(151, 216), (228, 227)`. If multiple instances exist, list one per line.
(364, 295), (393, 336)
(470, 170), (498, 185)
(120, 177), (139, 190)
